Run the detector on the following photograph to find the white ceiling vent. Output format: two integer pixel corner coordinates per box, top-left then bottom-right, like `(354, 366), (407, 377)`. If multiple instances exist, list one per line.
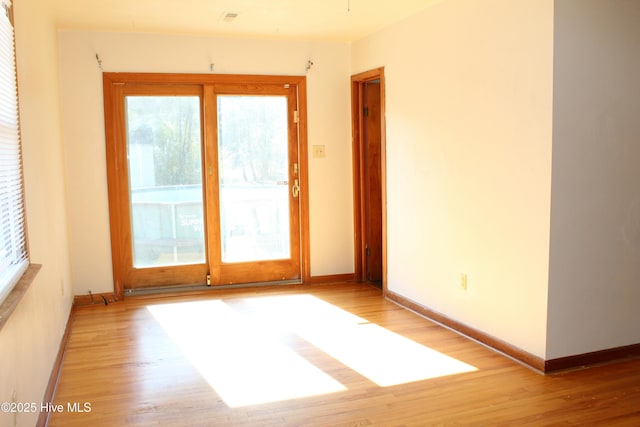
(222, 12), (238, 23)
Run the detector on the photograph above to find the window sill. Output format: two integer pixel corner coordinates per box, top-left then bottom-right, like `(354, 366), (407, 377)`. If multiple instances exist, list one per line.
(0, 264), (42, 332)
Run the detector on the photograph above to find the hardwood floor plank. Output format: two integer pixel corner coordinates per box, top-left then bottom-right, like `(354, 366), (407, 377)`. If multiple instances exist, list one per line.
(48, 284), (640, 426)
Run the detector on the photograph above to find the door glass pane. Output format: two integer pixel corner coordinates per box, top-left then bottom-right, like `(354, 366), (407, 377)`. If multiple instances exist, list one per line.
(125, 96), (205, 268)
(217, 95), (290, 263)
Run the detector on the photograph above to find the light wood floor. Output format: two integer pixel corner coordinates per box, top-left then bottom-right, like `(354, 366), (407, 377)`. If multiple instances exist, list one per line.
(48, 283), (640, 426)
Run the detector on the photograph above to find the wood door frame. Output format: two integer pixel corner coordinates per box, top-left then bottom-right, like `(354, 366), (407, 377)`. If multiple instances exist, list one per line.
(103, 73), (310, 299)
(351, 68), (387, 292)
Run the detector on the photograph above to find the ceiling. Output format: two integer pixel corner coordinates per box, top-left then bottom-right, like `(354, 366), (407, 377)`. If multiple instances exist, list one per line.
(52, 0), (441, 42)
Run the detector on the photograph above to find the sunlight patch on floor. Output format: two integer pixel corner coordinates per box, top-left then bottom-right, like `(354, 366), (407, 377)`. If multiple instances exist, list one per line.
(147, 300), (347, 407)
(147, 293), (477, 407)
(245, 295), (478, 387)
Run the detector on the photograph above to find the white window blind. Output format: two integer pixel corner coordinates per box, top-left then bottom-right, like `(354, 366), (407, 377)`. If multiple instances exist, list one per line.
(0, 0), (28, 304)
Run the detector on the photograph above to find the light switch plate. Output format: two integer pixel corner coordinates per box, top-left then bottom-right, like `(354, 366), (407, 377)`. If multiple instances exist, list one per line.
(312, 145), (326, 158)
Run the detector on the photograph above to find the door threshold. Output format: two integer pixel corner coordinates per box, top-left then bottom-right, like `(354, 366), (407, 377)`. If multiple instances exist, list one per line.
(125, 279), (302, 296)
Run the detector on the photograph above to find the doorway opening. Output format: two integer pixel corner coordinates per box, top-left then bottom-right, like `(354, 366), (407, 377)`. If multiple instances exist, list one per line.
(103, 73), (309, 299)
(351, 68), (386, 291)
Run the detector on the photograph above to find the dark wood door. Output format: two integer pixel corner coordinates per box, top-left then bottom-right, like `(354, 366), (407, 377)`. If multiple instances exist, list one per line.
(363, 81), (382, 283)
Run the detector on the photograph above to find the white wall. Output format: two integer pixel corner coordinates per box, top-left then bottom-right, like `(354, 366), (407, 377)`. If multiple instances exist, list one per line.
(352, 0), (554, 358)
(547, 0), (640, 359)
(0, 0), (73, 425)
(58, 31), (354, 294)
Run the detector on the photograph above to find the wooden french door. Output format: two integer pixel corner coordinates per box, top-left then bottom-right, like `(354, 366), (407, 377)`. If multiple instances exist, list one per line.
(104, 74), (304, 294)
(204, 84), (301, 285)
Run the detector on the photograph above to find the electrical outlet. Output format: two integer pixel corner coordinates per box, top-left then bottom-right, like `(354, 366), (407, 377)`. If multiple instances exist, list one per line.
(460, 274), (468, 291)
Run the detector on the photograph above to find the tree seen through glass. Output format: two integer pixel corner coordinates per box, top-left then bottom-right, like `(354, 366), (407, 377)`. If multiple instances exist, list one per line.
(125, 96), (205, 268)
(217, 96), (291, 263)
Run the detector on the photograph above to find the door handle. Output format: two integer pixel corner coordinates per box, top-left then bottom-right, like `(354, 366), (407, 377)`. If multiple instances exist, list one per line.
(292, 179), (300, 198)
